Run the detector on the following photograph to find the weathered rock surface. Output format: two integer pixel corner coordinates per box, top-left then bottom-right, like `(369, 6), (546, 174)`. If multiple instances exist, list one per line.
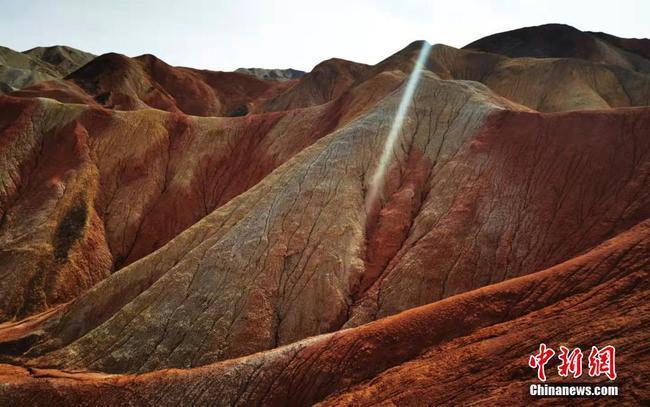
(1, 219), (647, 405)
(0, 45), (94, 94)
(14, 82), (648, 376)
(0, 46), (58, 93)
(464, 23), (650, 73)
(65, 53), (289, 116)
(0, 63), (402, 320)
(252, 40), (650, 113)
(23, 46), (95, 77)
(0, 24), (648, 406)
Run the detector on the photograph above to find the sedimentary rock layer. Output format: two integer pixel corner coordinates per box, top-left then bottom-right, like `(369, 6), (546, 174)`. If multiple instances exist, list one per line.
(1, 219), (647, 405)
(0, 23), (648, 406)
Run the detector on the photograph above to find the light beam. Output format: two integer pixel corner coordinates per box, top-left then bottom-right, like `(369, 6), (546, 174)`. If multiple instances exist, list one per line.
(365, 41), (432, 213)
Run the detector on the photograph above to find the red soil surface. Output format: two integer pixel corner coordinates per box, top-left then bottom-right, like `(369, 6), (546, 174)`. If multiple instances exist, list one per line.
(0, 24), (648, 406)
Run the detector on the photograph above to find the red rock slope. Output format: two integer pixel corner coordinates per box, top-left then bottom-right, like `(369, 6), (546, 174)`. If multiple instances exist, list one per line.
(0, 70), (399, 321)
(0, 24), (648, 406)
(0, 217), (647, 405)
(11, 87), (647, 376)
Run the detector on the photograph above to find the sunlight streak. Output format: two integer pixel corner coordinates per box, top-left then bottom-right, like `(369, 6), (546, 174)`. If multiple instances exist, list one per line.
(365, 41), (432, 213)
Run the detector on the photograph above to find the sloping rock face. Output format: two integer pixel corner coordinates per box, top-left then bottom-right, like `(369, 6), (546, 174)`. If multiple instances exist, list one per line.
(0, 45), (93, 93)
(1, 220), (648, 405)
(15, 84), (649, 376)
(65, 53), (281, 116)
(251, 40), (650, 113)
(3, 52), (293, 117)
(0, 46), (58, 93)
(0, 74), (395, 321)
(464, 23), (650, 73)
(0, 24), (649, 406)
(9, 35), (650, 115)
(411, 42), (650, 112)
(590, 31), (650, 59)
(23, 46), (95, 77)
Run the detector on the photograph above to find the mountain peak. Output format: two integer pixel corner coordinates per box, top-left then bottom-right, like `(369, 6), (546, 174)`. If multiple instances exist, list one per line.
(23, 45), (95, 76)
(234, 67), (305, 81)
(463, 23), (650, 73)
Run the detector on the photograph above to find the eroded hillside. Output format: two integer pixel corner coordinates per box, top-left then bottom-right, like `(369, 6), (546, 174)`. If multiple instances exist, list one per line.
(0, 24), (648, 406)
